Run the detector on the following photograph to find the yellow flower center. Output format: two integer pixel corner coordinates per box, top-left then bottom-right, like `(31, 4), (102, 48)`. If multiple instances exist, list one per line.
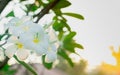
(16, 43), (23, 49)
(33, 33), (40, 44)
(33, 38), (39, 43)
(48, 47), (52, 51)
(16, 21), (22, 26)
(23, 26), (29, 31)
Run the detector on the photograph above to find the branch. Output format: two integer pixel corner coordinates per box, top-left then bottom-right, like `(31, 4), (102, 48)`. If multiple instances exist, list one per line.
(35, 0), (60, 23)
(0, 0), (11, 14)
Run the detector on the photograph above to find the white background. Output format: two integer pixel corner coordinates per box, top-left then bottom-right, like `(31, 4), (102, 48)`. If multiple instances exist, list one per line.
(64, 0), (120, 69)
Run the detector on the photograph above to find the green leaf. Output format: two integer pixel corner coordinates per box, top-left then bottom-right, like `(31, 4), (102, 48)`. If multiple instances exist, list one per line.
(31, 4), (38, 11)
(42, 55), (53, 69)
(0, 35), (2, 41)
(63, 32), (76, 42)
(62, 32), (76, 52)
(52, 9), (62, 16)
(58, 48), (74, 67)
(1, 64), (9, 71)
(0, 29), (11, 41)
(62, 12), (84, 20)
(5, 29), (9, 34)
(20, 0), (26, 2)
(52, 20), (64, 31)
(13, 55), (37, 75)
(62, 32), (84, 52)
(58, 30), (64, 40)
(61, 20), (71, 31)
(73, 43), (84, 49)
(48, 0), (54, 2)
(63, 40), (84, 52)
(6, 11), (14, 17)
(54, 0), (71, 9)
(52, 19), (71, 32)
(26, 4), (39, 12)
(63, 43), (75, 52)
(1, 64), (16, 75)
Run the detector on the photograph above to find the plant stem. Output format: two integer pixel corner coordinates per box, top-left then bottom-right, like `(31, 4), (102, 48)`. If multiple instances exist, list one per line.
(13, 55), (37, 75)
(35, 0), (60, 23)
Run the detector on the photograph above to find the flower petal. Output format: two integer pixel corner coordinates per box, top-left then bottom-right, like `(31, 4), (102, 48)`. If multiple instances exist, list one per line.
(4, 17), (20, 31)
(45, 51), (57, 63)
(35, 46), (48, 55)
(5, 16), (32, 36)
(7, 36), (18, 43)
(5, 45), (17, 58)
(0, 49), (5, 61)
(16, 49), (29, 60)
(17, 21), (45, 36)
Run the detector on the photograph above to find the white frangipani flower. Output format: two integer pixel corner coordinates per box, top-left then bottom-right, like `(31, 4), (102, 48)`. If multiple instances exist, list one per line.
(5, 36), (29, 60)
(19, 32), (49, 55)
(5, 16), (31, 36)
(5, 44), (29, 60)
(19, 21), (44, 34)
(44, 27), (59, 63)
(45, 51), (57, 63)
(5, 16), (58, 63)
(45, 44), (57, 63)
(46, 27), (60, 48)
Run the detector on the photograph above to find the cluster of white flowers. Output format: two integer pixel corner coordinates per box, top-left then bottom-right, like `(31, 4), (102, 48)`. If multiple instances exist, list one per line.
(4, 16), (57, 63)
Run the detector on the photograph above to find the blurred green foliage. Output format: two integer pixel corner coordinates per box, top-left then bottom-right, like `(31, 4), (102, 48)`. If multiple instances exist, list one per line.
(56, 57), (88, 75)
(0, 64), (16, 75)
(56, 57), (106, 75)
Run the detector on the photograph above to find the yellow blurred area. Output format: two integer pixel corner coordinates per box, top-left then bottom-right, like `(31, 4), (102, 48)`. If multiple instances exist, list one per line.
(100, 46), (120, 75)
